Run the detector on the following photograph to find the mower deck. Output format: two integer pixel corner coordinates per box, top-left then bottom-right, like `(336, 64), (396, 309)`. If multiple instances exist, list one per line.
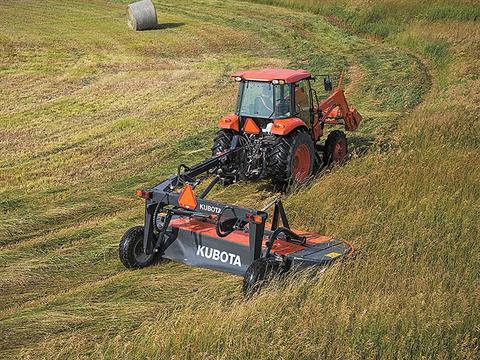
(162, 217), (352, 276)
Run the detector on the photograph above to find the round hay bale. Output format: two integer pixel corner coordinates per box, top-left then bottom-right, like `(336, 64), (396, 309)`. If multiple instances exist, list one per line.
(127, 0), (157, 31)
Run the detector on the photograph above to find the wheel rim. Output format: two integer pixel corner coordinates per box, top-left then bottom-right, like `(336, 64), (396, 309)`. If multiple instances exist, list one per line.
(292, 144), (311, 182)
(133, 237), (149, 263)
(333, 139), (347, 164)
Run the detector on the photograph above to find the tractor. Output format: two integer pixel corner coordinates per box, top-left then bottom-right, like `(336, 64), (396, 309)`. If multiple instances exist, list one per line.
(212, 68), (362, 187)
(118, 68), (362, 294)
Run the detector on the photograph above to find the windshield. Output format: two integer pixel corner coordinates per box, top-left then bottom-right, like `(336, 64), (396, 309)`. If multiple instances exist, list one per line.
(236, 81), (291, 119)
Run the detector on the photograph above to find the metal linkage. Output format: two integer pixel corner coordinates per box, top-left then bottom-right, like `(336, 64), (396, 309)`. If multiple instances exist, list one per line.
(265, 227), (306, 257)
(270, 198), (290, 231)
(262, 198), (306, 257)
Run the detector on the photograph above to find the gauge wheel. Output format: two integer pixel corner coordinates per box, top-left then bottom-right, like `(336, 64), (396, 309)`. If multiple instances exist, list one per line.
(119, 226), (156, 269)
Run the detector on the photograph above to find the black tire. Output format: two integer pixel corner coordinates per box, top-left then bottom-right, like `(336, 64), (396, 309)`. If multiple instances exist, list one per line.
(243, 257), (281, 295)
(269, 130), (315, 186)
(324, 130), (347, 166)
(212, 129), (235, 181)
(119, 226), (156, 269)
(212, 129), (234, 156)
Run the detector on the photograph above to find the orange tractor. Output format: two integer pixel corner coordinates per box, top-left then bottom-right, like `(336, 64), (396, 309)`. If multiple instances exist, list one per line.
(212, 68), (362, 186)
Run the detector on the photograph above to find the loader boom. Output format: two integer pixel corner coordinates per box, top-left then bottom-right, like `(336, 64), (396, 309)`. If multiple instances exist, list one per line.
(316, 73), (362, 131)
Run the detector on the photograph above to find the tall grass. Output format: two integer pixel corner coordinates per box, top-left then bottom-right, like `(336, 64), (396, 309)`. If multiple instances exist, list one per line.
(245, 0), (480, 37)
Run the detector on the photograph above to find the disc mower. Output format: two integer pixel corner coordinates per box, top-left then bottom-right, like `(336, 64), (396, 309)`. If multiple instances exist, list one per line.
(119, 68), (361, 293)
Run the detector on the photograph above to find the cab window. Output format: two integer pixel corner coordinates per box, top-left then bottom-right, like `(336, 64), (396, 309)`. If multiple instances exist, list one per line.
(294, 80), (312, 124)
(274, 84), (292, 118)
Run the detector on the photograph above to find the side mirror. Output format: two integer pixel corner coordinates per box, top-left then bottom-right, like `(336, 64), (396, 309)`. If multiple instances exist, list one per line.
(324, 75), (333, 92)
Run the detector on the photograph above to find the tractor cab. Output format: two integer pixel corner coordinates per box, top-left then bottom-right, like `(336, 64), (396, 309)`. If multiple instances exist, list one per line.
(235, 80), (292, 120)
(232, 68), (315, 128)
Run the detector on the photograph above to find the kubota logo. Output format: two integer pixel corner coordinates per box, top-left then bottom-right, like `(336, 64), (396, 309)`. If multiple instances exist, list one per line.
(196, 245), (242, 267)
(199, 204), (222, 214)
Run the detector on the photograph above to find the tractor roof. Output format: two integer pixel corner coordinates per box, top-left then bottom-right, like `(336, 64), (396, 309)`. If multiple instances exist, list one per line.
(232, 68), (311, 83)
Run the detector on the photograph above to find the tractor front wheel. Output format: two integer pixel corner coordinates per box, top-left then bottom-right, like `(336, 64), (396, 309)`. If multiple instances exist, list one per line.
(324, 130), (347, 166)
(270, 130), (315, 187)
(243, 257), (281, 295)
(119, 226), (156, 269)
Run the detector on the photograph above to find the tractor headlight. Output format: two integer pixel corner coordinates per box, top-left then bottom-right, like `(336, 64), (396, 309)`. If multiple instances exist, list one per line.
(234, 76), (242, 82)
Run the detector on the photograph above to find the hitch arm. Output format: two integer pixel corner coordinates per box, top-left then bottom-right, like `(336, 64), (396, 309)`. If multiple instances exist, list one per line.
(153, 141), (244, 193)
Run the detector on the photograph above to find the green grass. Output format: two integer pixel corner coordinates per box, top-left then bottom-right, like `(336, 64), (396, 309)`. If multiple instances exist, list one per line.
(0, 0), (478, 358)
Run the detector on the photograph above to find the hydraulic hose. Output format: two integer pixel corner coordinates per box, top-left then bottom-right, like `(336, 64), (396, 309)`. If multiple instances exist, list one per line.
(265, 227), (306, 257)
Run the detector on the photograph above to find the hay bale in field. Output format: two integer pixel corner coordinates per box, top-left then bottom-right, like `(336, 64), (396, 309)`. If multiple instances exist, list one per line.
(127, 0), (157, 31)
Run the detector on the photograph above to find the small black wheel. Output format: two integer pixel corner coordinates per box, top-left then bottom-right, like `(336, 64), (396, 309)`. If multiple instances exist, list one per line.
(119, 226), (156, 269)
(269, 130), (315, 187)
(324, 130), (347, 166)
(243, 257), (281, 295)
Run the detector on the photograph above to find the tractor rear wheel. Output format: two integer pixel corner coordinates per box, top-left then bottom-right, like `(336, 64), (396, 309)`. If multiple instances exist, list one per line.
(212, 130), (242, 182)
(270, 130), (315, 187)
(119, 226), (156, 269)
(243, 257), (281, 295)
(212, 129), (234, 156)
(324, 130), (347, 166)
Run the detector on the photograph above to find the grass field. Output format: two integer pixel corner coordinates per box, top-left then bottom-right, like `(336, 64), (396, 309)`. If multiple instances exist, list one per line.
(0, 0), (478, 358)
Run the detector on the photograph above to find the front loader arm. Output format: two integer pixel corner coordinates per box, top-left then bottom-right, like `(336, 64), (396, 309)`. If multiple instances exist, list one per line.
(317, 74), (362, 131)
